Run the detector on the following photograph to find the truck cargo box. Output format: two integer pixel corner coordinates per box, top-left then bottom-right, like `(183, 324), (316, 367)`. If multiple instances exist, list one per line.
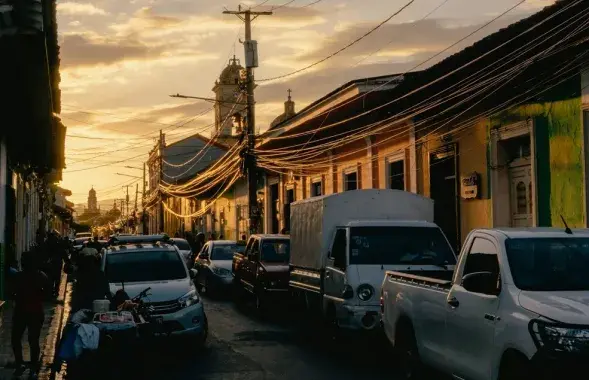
(290, 189), (434, 270)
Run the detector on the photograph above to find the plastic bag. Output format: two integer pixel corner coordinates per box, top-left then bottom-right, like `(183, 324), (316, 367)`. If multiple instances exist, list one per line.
(74, 324), (100, 357)
(57, 325), (80, 362)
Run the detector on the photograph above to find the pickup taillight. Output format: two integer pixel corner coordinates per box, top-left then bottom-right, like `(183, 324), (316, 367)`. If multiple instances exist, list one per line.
(380, 292), (384, 313)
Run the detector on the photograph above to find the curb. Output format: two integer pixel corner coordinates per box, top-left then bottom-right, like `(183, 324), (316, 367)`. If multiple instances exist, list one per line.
(38, 272), (69, 380)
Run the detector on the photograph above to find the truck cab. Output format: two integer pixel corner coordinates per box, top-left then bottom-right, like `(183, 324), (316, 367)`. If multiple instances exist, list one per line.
(288, 189), (454, 333)
(381, 227), (589, 380)
(232, 234), (290, 309)
(323, 220), (455, 330)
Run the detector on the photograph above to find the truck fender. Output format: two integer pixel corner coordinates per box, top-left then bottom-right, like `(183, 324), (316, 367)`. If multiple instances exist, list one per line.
(392, 314), (414, 348)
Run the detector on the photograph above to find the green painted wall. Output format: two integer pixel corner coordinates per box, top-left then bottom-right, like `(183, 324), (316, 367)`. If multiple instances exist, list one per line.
(491, 77), (585, 227)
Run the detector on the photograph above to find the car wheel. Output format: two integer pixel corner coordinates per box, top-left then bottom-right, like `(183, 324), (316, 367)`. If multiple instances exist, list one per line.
(395, 324), (423, 380)
(195, 314), (208, 349)
(255, 289), (267, 313)
(499, 351), (531, 380)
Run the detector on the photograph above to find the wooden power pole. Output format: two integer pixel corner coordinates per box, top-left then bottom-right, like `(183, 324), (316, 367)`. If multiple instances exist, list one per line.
(223, 5), (272, 235)
(142, 162), (147, 235)
(158, 130), (165, 233)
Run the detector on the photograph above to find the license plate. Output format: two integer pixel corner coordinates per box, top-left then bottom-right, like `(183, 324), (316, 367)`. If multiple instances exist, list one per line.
(154, 317), (163, 325)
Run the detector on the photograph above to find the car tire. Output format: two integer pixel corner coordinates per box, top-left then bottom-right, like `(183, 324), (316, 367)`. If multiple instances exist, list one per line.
(499, 351), (531, 380)
(395, 324), (423, 380)
(255, 291), (264, 311)
(194, 314), (208, 350)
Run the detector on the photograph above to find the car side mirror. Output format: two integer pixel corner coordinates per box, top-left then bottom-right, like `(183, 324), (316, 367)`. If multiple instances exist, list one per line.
(462, 271), (500, 296)
(190, 269), (198, 279)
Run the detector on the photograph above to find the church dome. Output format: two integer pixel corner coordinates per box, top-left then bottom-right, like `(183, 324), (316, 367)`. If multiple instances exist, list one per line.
(219, 56), (243, 85)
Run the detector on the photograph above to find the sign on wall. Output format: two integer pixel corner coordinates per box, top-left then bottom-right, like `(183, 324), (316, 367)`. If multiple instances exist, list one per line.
(461, 172), (481, 200)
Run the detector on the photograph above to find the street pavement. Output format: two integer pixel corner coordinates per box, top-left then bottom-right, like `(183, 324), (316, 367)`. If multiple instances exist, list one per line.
(61, 292), (397, 380)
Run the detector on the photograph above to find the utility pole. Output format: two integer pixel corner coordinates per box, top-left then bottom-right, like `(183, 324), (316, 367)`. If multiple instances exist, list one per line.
(223, 5), (272, 235)
(134, 183), (139, 212)
(158, 130), (165, 234)
(123, 185), (131, 217)
(142, 162), (147, 235)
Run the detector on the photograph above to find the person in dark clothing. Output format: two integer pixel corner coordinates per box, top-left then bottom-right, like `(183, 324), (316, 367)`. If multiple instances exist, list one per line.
(86, 236), (103, 252)
(72, 254), (111, 312)
(12, 251), (49, 379)
(46, 232), (67, 297)
(241, 234), (247, 242)
(190, 233), (206, 263)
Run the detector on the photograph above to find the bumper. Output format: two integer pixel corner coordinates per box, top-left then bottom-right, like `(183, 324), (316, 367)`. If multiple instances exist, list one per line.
(530, 351), (586, 379)
(208, 274), (234, 288)
(153, 302), (206, 337)
(337, 305), (381, 331)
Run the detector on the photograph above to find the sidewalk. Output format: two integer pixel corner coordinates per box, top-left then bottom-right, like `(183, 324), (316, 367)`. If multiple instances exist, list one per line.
(0, 272), (70, 380)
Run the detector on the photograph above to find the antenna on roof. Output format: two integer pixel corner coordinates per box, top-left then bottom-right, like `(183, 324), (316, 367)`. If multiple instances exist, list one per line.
(560, 215), (573, 235)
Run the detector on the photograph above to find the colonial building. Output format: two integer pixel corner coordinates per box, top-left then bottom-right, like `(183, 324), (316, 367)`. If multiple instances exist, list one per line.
(0, 0), (65, 297)
(256, 0), (589, 251)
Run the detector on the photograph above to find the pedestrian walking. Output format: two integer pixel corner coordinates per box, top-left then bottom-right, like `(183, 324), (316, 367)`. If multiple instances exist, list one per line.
(11, 251), (49, 379)
(46, 232), (66, 297)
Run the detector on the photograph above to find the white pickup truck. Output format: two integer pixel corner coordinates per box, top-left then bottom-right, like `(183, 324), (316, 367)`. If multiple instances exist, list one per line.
(381, 227), (589, 380)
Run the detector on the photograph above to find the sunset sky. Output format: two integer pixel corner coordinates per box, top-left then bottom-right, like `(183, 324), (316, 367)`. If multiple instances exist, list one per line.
(59, 0), (554, 204)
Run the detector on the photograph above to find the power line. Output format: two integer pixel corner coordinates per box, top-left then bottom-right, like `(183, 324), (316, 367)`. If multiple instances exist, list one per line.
(271, 0), (297, 11)
(255, 0), (415, 82)
(261, 0), (557, 141)
(300, 0), (323, 8)
(289, 0), (451, 159)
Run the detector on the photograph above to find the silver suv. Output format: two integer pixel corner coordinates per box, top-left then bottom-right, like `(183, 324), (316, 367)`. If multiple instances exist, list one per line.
(101, 242), (208, 346)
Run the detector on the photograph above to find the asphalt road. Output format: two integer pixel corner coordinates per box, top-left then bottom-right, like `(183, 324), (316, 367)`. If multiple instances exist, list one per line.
(63, 290), (399, 380)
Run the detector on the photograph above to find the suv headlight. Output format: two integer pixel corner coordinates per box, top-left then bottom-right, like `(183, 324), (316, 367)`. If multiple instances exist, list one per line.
(178, 290), (199, 308)
(357, 284), (375, 301)
(529, 319), (589, 353)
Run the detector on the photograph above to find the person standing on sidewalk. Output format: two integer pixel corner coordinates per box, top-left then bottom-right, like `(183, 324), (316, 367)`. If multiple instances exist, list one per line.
(12, 251), (49, 379)
(46, 232), (66, 297)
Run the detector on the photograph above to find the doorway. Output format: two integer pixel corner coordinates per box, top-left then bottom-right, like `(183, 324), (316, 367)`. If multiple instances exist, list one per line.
(429, 145), (460, 251)
(270, 183), (279, 233)
(284, 188), (295, 232)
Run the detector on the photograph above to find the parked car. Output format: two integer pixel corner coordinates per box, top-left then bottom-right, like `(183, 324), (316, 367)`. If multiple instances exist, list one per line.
(108, 233), (168, 246)
(381, 227), (589, 380)
(101, 242), (208, 348)
(233, 234), (290, 309)
(72, 237), (89, 251)
(194, 240), (246, 295)
(75, 232), (92, 239)
(172, 238), (193, 265)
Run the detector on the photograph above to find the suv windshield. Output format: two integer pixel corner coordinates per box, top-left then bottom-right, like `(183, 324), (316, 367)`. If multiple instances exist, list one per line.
(105, 250), (187, 283)
(349, 226), (456, 266)
(506, 238), (589, 291)
(261, 240), (290, 263)
(212, 244), (243, 260)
